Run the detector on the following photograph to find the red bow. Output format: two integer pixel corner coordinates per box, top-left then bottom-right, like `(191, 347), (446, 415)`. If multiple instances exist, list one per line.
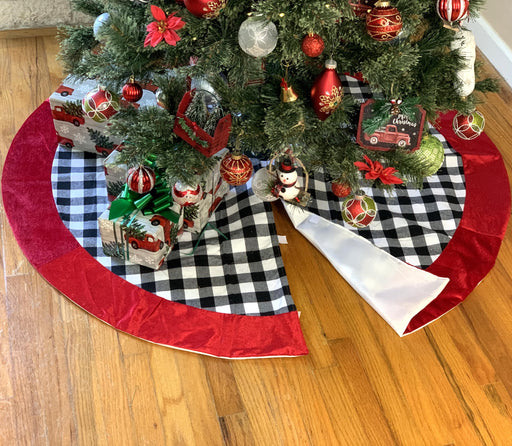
(354, 155), (403, 185)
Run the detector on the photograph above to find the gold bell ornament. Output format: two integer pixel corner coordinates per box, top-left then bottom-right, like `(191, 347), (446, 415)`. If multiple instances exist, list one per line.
(280, 78), (299, 103)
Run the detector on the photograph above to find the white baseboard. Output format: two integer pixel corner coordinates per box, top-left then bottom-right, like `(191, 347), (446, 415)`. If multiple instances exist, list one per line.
(466, 16), (512, 88)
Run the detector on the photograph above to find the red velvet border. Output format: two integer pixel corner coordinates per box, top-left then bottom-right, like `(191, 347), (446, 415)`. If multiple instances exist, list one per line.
(404, 111), (511, 333)
(2, 101), (308, 358)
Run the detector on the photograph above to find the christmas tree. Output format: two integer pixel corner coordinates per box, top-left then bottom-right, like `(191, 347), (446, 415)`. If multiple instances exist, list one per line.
(59, 0), (497, 194)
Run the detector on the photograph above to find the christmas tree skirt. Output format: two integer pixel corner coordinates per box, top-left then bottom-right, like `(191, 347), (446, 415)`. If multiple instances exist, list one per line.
(3, 100), (510, 357)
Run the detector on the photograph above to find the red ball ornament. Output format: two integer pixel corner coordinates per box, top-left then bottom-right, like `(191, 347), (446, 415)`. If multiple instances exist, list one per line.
(301, 33), (325, 58)
(122, 78), (143, 103)
(172, 182), (203, 206)
(341, 191), (377, 228)
(366, 1), (403, 42)
(453, 110), (485, 140)
(311, 59), (343, 121)
(82, 86), (120, 122)
(331, 181), (352, 198)
(184, 0), (226, 18)
(127, 165), (156, 194)
(220, 153), (253, 186)
(436, 0), (469, 24)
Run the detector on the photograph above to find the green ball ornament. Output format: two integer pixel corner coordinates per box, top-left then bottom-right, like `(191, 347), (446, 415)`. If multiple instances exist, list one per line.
(411, 134), (445, 176)
(341, 191), (377, 228)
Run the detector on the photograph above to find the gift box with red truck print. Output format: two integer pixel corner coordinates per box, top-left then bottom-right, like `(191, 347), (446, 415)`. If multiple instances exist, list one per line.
(49, 76), (159, 156)
(98, 202), (182, 270)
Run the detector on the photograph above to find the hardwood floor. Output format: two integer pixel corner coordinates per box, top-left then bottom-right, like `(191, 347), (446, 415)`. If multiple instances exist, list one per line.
(1, 33), (512, 445)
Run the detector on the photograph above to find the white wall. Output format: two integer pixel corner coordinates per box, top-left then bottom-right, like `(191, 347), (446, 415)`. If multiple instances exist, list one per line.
(467, 1), (512, 87)
(480, 1), (512, 50)
(0, 0), (90, 30)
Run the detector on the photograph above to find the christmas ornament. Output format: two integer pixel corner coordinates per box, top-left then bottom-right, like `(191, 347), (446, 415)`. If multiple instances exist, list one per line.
(126, 165), (156, 194)
(357, 98), (426, 152)
(389, 98), (402, 115)
(273, 158), (301, 201)
(122, 77), (144, 102)
(331, 180), (352, 198)
(453, 110), (485, 140)
(366, 1), (403, 42)
(144, 5), (185, 48)
(184, 0), (226, 19)
(190, 77), (219, 111)
(349, 0), (378, 17)
(251, 168), (279, 202)
(238, 16), (278, 58)
(301, 33), (325, 58)
(436, 0), (469, 26)
(311, 59), (343, 121)
(155, 89), (168, 109)
(172, 182), (203, 206)
(219, 152), (253, 186)
(82, 86), (120, 122)
(341, 191), (377, 228)
(93, 13), (110, 38)
(280, 78), (299, 102)
(409, 134), (445, 176)
(450, 28), (476, 97)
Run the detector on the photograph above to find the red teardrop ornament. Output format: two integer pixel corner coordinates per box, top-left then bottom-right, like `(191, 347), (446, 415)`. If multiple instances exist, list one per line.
(311, 59), (343, 121)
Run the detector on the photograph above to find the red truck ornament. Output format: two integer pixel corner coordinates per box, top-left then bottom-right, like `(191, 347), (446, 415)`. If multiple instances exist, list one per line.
(356, 99), (426, 152)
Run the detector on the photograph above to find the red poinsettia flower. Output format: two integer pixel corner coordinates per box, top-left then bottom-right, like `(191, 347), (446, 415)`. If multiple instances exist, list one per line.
(144, 5), (185, 48)
(354, 155), (403, 185)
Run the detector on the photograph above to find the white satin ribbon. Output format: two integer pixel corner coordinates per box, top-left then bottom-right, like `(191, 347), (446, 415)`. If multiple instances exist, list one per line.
(284, 203), (450, 336)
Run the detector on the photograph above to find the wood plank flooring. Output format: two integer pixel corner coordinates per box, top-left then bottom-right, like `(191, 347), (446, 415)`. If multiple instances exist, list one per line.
(1, 33), (512, 445)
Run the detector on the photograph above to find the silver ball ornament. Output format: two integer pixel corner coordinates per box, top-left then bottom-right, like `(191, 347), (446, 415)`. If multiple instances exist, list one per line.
(93, 13), (110, 38)
(238, 16), (278, 58)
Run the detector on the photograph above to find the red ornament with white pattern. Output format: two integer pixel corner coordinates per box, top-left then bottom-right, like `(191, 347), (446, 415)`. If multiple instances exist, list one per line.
(122, 78), (143, 103)
(82, 86), (120, 122)
(172, 181), (203, 206)
(366, 1), (403, 42)
(184, 0), (226, 18)
(436, 0), (469, 25)
(452, 110), (485, 140)
(220, 152), (253, 186)
(127, 165), (156, 194)
(341, 191), (377, 228)
(301, 33), (325, 58)
(310, 59), (343, 121)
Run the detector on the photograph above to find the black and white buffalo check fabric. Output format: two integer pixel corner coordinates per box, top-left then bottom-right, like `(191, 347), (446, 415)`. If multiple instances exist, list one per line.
(51, 151), (295, 317)
(306, 76), (465, 269)
(51, 75), (466, 316)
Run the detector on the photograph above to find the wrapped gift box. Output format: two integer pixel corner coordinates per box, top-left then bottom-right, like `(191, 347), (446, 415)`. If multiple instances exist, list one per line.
(104, 148), (229, 234)
(103, 146), (128, 201)
(49, 77), (158, 156)
(98, 201), (182, 270)
(177, 151), (229, 234)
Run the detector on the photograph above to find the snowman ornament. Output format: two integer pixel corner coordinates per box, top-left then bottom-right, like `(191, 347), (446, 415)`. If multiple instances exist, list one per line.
(274, 158), (301, 202)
